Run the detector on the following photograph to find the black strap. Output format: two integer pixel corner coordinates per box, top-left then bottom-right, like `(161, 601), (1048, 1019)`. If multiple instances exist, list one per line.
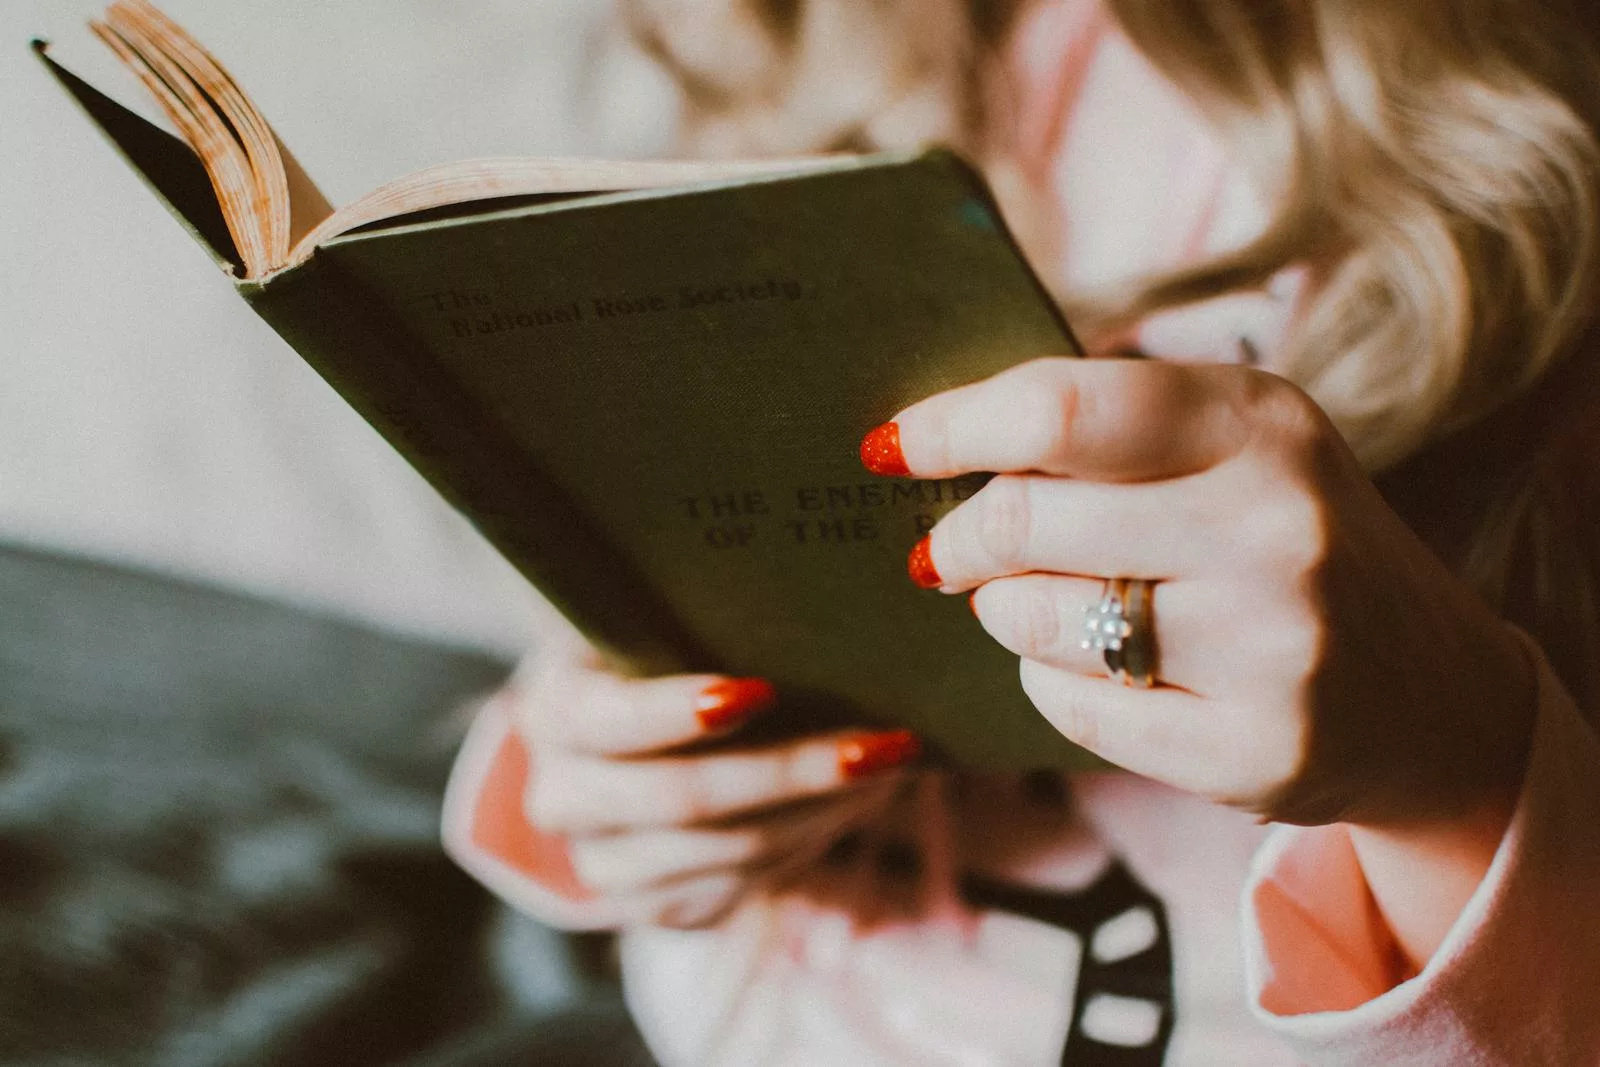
(962, 860), (1175, 1066)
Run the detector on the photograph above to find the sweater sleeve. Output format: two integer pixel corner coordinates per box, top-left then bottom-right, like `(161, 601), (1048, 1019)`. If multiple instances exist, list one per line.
(1240, 642), (1600, 1064)
(440, 694), (623, 931)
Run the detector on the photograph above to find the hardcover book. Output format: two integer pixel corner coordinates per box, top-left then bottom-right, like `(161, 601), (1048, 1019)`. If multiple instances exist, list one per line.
(36, 1), (1096, 769)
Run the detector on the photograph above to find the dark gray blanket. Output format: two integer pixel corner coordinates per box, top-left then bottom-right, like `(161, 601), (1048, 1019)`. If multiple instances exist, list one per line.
(0, 543), (653, 1066)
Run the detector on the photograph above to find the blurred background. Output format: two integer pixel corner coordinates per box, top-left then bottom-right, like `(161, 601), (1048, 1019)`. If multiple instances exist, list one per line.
(4, 0), (680, 648)
(2, 2), (676, 1062)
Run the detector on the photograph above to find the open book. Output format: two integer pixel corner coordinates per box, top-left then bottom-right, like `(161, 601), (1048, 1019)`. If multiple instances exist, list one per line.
(36, 1), (1095, 769)
(49, 0), (850, 280)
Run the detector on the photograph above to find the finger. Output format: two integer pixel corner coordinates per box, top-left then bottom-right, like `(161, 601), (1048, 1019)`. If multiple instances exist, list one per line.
(1018, 659), (1242, 795)
(919, 473), (1209, 591)
(525, 729), (921, 835)
(972, 573), (1219, 692)
(616, 870), (751, 929)
(879, 358), (1266, 481)
(511, 658), (777, 757)
(567, 778), (901, 895)
(618, 776), (908, 930)
(571, 827), (771, 895)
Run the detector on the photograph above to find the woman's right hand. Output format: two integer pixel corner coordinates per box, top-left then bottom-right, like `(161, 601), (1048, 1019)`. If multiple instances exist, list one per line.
(492, 632), (923, 929)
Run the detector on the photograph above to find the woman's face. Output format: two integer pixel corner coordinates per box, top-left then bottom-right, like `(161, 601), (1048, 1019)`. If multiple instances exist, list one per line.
(1010, 6), (1302, 369)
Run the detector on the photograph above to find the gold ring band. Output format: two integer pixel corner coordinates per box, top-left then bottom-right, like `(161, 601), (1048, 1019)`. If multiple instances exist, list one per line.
(1081, 577), (1158, 688)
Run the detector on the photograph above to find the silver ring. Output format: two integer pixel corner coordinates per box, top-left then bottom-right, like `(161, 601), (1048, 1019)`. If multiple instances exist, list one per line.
(1081, 578), (1158, 688)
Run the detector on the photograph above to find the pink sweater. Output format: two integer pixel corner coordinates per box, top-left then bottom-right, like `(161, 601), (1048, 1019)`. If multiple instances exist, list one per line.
(444, 4), (1600, 1063)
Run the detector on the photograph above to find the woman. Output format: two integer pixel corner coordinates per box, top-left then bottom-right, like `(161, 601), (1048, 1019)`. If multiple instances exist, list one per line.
(444, 0), (1600, 1061)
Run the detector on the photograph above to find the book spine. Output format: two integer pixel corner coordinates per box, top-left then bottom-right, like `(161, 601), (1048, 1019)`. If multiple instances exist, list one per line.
(240, 257), (711, 674)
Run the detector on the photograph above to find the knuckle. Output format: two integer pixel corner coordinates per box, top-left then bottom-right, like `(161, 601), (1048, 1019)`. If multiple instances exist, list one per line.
(767, 749), (819, 807)
(1243, 492), (1329, 576)
(1260, 612), (1326, 684)
(540, 701), (584, 751)
(1241, 372), (1332, 460)
(1231, 707), (1316, 815)
(971, 477), (1035, 571)
(1014, 356), (1079, 396)
(669, 766), (721, 826)
(1011, 369), (1082, 464)
(1271, 707), (1315, 787)
(1228, 582), (1326, 691)
(515, 665), (586, 745)
(1282, 602), (1329, 671)
(1010, 582), (1066, 660)
(1288, 511), (1331, 576)
(524, 761), (584, 833)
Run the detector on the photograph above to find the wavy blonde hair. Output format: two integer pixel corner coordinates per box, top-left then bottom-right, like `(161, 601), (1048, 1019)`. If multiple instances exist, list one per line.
(1096, 0), (1600, 470)
(605, 0), (1600, 701)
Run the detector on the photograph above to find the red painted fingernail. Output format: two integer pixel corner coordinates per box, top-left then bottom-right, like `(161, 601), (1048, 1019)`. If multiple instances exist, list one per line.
(695, 678), (777, 732)
(839, 729), (922, 779)
(907, 536), (942, 589)
(860, 422), (911, 476)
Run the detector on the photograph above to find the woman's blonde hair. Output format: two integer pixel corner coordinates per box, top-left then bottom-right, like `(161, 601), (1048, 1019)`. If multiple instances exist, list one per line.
(607, 0), (1600, 701)
(1097, 0), (1600, 470)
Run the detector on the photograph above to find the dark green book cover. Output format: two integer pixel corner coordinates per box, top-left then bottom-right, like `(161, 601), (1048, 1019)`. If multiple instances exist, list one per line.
(38, 38), (1099, 770)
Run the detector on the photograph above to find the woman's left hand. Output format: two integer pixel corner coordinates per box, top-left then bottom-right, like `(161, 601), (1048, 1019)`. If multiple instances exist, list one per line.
(873, 357), (1537, 829)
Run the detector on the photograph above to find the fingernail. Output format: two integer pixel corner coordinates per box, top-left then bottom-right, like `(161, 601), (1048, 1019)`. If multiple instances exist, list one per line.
(695, 678), (776, 732)
(839, 729), (921, 779)
(860, 422), (910, 476)
(907, 536), (942, 589)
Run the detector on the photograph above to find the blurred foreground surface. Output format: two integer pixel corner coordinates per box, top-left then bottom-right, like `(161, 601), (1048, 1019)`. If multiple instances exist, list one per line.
(0, 542), (656, 1066)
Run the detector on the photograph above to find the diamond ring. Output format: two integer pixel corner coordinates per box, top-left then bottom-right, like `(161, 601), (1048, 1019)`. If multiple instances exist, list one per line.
(1081, 578), (1158, 687)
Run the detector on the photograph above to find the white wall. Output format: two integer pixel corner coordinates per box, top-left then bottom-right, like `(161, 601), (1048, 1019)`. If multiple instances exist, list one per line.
(2, 0), (677, 652)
